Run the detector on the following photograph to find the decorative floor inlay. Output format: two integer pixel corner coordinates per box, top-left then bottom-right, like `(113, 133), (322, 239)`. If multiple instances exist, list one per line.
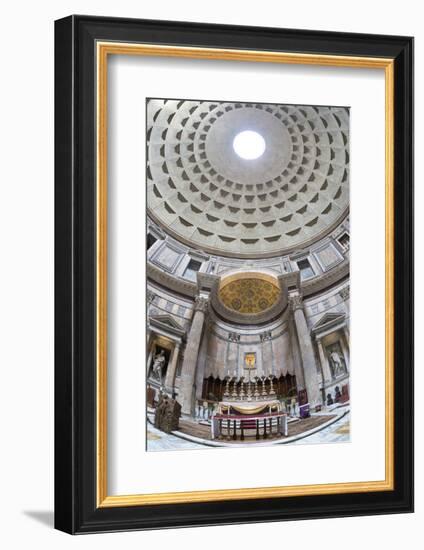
(146, 408), (350, 451)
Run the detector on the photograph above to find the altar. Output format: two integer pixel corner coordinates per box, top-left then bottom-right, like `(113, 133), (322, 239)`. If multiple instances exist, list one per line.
(210, 354), (290, 441)
(217, 399), (281, 415)
(211, 399), (287, 441)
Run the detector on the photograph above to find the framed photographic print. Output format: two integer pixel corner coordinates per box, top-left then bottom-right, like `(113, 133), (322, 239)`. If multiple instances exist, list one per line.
(54, 15), (414, 533)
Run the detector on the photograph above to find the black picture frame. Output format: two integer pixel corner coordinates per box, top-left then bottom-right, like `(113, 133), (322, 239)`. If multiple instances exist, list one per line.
(55, 15), (414, 534)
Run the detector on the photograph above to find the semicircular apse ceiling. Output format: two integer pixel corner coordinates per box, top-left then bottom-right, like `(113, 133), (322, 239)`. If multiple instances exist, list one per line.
(219, 272), (281, 314)
(147, 98), (349, 258)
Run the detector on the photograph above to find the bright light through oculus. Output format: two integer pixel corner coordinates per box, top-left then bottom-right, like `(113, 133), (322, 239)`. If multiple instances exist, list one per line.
(233, 131), (266, 160)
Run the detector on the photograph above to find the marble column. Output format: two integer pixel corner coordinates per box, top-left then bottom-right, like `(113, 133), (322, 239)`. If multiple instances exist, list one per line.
(288, 317), (305, 389)
(178, 295), (209, 415)
(290, 294), (321, 408)
(164, 342), (181, 392)
(195, 325), (210, 400)
(316, 337), (333, 383)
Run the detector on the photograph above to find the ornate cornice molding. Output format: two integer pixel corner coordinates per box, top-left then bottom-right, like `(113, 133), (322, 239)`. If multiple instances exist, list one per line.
(147, 256), (349, 323)
(147, 241), (349, 302)
(301, 259), (349, 297)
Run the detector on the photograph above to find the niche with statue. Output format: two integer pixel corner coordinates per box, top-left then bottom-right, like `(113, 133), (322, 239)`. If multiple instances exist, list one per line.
(326, 341), (347, 379)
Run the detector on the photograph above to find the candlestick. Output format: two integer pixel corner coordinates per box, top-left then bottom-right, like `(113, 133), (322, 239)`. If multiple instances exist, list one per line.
(223, 376), (230, 398)
(261, 376), (267, 397)
(231, 376), (238, 398)
(254, 376), (260, 399)
(239, 377), (246, 399)
(269, 375), (276, 396)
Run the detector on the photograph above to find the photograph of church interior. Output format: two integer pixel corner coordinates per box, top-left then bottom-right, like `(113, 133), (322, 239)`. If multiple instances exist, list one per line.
(146, 97), (350, 451)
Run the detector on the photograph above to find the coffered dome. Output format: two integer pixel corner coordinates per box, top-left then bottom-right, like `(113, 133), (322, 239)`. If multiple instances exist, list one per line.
(147, 99), (349, 258)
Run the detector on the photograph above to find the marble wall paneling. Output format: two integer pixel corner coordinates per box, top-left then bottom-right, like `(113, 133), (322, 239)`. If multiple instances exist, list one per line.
(151, 241), (184, 273)
(227, 338), (239, 378)
(273, 328), (294, 377)
(206, 332), (227, 379)
(261, 337), (272, 377)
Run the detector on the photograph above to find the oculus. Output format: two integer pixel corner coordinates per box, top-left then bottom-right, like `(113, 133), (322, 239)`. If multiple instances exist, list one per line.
(232, 130), (266, 160)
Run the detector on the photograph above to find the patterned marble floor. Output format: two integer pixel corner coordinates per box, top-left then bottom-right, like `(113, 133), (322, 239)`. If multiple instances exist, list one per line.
(146, 409), (350, 451)
(290, 411), (350, 445)
(147, 423), (206, 451)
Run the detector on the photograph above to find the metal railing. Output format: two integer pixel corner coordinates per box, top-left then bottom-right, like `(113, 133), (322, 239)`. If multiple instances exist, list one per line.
(211, 412), (288, 441)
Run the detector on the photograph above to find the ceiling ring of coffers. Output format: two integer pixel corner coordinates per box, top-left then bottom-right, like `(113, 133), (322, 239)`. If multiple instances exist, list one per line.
(147, 98), (350, 259)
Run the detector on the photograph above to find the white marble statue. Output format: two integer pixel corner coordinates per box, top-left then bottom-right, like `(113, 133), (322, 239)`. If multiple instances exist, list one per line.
(330, 349), (344, 376)
(152, 349), (166, 383)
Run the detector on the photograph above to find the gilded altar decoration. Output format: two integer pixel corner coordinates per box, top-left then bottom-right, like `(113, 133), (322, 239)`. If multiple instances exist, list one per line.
(245, 353), (256, 369)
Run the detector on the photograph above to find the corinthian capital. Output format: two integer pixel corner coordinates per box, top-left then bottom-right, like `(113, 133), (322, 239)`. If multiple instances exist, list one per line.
(260, 330), (272, 342)
(194, 295), (209, 313)
(289, 293), (304, 312)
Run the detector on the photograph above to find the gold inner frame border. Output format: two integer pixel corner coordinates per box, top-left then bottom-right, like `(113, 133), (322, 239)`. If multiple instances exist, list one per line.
(96, 41), (395, 508)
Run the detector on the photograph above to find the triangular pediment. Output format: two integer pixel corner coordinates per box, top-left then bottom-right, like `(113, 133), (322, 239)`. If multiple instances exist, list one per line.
(150, 314), (185, 332)
(312, 311), (345, 332)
